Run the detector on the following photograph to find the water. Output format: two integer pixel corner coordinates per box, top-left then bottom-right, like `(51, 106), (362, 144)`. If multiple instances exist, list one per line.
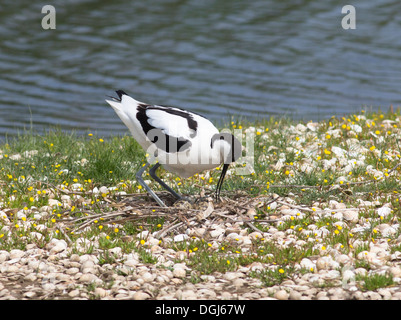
(1, 0), (400, 139)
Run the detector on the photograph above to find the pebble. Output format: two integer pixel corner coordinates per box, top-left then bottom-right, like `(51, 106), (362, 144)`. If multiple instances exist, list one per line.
(274, 290), (289, 300)
(9, 249), (25, 260)
(79, 273), (99, 283)
(173, 266), (187, 278)
(132, 291), (151, 300)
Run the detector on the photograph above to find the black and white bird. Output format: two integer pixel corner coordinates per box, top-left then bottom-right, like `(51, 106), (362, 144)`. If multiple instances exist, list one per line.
(106, 90), (241, 207)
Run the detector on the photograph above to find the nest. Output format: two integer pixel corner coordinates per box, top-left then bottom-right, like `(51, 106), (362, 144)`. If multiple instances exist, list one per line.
(59, 191), (282, 242)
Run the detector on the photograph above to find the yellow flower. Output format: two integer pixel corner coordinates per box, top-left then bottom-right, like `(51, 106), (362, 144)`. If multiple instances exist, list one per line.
(140, 239), (145, 245)
(370, 146), (376, 151)
(278, 268), (285, 274)
(99, 139), (104, 143)
(88, 133), (93, 136)
(326, 134), (331, 139)
(114, 228), (119, 233)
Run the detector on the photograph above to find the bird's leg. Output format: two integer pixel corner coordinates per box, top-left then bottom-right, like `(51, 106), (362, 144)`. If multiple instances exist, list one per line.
(136, 162), (167, 207)
(149, 163), (183, 200)
(215, 164), (229, 202)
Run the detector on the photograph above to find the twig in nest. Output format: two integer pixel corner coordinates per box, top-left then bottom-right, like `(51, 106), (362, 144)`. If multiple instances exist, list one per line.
(276, 200), (314, 212)
(154, 217), (197, 239)
(55, 223), (73, 244)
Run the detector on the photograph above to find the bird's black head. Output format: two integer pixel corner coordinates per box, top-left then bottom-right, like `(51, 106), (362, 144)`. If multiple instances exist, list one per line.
(210, 132), (242, 164)
(211, 132), (242, 201)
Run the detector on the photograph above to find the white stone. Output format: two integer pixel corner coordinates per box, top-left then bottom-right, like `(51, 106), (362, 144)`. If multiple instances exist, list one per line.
(99, 186), (109, 194)
(343, 210), (359, 223)
(342, 269), (355, 282)
(300, 258), (316, 271)
(108, 247), (122, 256)
(210, 228), (225, 238)
(174, 234), (189, 242)
(173, 266), (186, 278)
(48, 199), (61, 207)
(23, 291), (37, 298)
(316, 256), (337, 270)
(9, 249), (25, 260)
(94, 287), (109, 298)
(80, 259), (95, 271)
(274, 290), (289, 300)
(336, 254), (352, 265)
(42, 283), (56, 292)
(79, 273), (98, 283)
(68, 289), (80, 297)
(132, 291), (150, 300)
(223, 272), (242, 281)
(376, 224), (397, 237)
(389, 267), (401, 278)
(49, 240), (68, 254)
(141, 272), (154, 283)
(377, 206), (392, 218)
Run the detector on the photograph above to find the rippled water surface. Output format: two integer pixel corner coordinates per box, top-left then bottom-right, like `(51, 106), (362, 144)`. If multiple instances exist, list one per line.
(1, 0), (400, 139)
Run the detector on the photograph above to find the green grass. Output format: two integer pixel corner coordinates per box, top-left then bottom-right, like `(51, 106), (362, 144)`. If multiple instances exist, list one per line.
(356, 273), (394, 291)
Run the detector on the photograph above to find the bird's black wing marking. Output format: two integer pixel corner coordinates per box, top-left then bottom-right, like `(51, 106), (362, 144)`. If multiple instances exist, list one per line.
(136, 104), (192, 153)
(154, 106), (198, 137)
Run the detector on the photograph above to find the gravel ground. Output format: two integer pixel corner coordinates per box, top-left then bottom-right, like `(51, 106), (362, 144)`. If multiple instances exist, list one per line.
(1, 195), (401, 300)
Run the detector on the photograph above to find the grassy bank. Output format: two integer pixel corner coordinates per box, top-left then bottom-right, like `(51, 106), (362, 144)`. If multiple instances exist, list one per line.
(1, 108), (401, 295)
